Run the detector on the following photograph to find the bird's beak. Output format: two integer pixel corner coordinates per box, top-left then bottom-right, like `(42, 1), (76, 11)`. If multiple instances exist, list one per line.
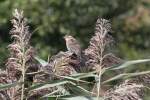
(64, 35), (68, 39)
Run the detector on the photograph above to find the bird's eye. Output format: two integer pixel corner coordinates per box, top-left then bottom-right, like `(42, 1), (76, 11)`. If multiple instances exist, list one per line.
(70, 38), (74, 42)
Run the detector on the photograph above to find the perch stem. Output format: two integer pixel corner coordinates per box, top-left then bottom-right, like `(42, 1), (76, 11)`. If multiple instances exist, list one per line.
(21, 45), (26, 100)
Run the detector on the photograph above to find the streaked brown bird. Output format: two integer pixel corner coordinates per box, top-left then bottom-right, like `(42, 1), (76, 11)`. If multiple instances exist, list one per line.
(64, 35), (81, 58)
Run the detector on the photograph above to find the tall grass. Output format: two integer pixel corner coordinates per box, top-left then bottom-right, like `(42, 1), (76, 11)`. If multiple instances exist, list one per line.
(0, 9), (150, 100)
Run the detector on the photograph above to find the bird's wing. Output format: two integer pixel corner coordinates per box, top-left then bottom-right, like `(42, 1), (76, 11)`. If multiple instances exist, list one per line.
(67, 40), (80, 56)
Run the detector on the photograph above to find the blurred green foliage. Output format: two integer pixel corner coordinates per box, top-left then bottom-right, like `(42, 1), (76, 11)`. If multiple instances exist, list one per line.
(0, 0), (150, 65)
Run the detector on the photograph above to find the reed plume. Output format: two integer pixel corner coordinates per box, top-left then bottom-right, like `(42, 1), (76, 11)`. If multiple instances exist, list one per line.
(84, 18), (122, 99)
(31, 51), (77, 98)
(0, 70), (11, 100)
(105, 80), (144, 100)
(6, 9), (34, 100)
(84, 18), (121, 70)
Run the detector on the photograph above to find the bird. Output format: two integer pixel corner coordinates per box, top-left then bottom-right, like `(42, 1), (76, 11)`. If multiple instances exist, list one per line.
(64, 35), (81, 59)
(64, 35), (89, 73)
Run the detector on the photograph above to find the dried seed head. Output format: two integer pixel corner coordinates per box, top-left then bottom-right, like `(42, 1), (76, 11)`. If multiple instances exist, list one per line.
(131, 73), (150, 86)
(51, 53), (77, 79)
(0, 70), (9, 84)
(6, 9), (34, 80)
(104, 80), (144, 100)
(27, 86), (59, 100)
(84, 18), (121, 70)
(4, 9), (35, 99)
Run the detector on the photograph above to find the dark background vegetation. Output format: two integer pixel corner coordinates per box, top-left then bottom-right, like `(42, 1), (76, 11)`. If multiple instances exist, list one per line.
(0, 0), (150, 67)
